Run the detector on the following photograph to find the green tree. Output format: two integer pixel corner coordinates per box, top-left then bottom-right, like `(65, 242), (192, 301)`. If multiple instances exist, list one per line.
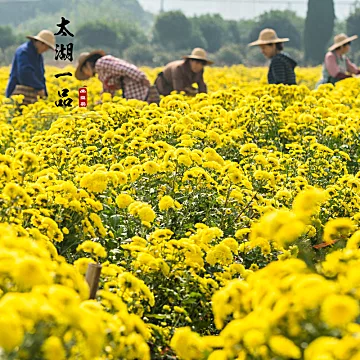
(0, 26), (17, 50)
(113, 22), (148, 50)
(192, 14), (228, 52)
(2, 0), (153, 33)
(75, 20), (148, 54)
(124, 44), (154, 66)
(0, 45), (19, 66)
(237, 19), (257, 45)
(249, 10), (304, 50)
(0, 0), (63, 27)
(226, 20), (242, 44)
(77, 22), (120, 49)
(304, 0), (335, 65)
(215, 44), (245, 66)
(153, 11), (193, 51)
(346, 6), (360, 53)
(152, 48), (189, 67)
(187, 26), (208, 50)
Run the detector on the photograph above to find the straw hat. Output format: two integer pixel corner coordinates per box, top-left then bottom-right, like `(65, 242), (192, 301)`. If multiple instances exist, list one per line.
(248, 28), (289, 47)
(183, 48), (214, 65)
(75, 50), (106, 80)
(26, 30), (56, 51)
(329, 33), (358, 51)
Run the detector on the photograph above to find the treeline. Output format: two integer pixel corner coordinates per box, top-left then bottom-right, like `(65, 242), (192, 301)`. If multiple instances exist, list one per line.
(0, 0), (152, 29)
(0, 10), (304, 67)
(1, 1), (360, 67)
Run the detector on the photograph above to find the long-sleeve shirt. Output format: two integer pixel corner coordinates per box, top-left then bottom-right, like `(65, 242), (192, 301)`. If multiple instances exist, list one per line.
(6, 41), (47, 97)
(268, 53), (297, 85)
(155, 60), (207, 96)
(324, 52), (360, 78)
(94, 55), (149, 100)
(317, 51), (360, 88)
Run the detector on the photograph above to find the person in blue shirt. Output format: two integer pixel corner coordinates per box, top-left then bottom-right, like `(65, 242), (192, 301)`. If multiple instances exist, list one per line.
(6, 30), (55, 105)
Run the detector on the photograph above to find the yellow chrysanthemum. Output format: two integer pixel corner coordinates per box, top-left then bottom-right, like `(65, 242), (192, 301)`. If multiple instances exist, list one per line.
(116, 193), (134, 209)
(159, 195), (175, 211)
(321, 295), (360, 328)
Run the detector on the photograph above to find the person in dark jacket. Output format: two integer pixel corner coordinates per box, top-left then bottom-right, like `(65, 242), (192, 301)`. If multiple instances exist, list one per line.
(6, 30), (55, 105)
(248, 28), (297, 85)
(155, 48), (213, 96)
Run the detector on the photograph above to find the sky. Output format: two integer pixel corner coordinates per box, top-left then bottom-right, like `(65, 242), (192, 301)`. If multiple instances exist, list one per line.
(138, 0), (357, 20)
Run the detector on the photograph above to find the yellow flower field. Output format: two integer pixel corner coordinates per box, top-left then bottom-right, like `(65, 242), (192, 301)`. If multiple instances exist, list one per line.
(0, 64), (360, 359)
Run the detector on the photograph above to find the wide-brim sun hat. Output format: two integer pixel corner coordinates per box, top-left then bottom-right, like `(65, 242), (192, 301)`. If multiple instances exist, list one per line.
(248, 28), (289, 47)
(26, 30), (56, 51)
(75, 50), (106, 80)
(183, 48), (214, 65)
(329, 33), (358, 51)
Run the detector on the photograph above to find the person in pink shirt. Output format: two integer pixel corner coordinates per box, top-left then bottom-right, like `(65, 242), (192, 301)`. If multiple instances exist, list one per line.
(316, 33), (360, 88)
